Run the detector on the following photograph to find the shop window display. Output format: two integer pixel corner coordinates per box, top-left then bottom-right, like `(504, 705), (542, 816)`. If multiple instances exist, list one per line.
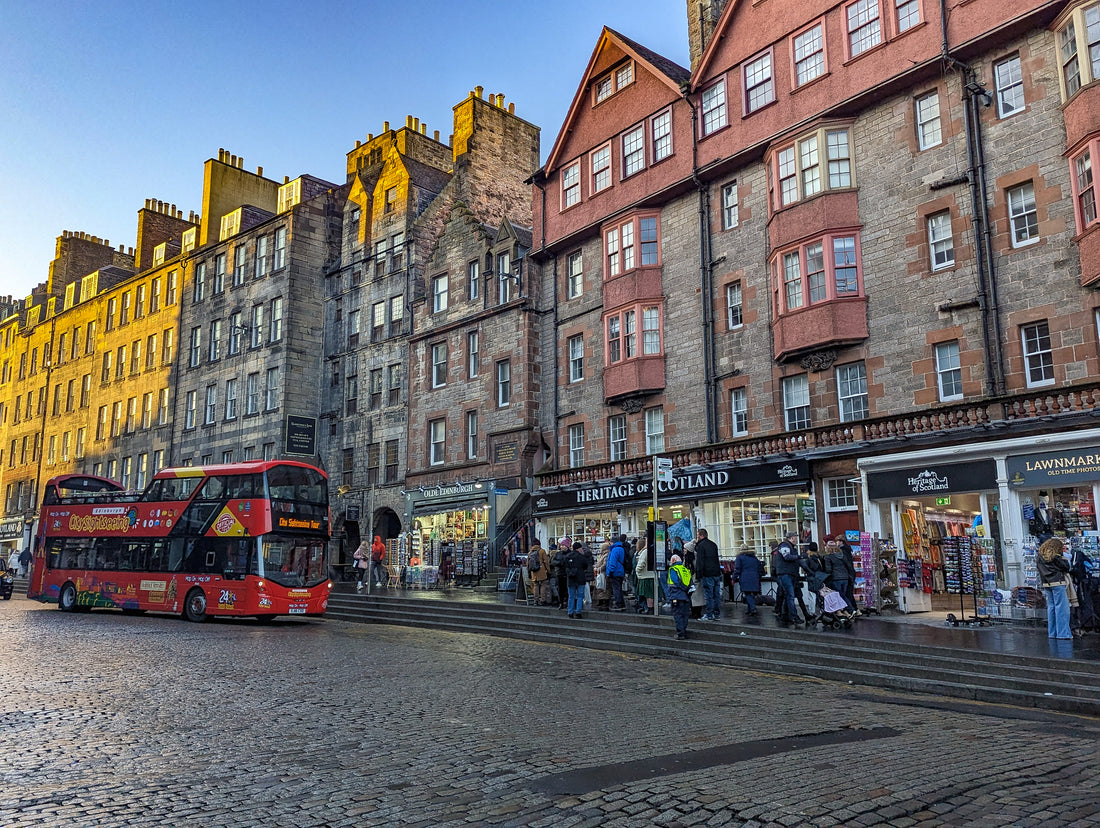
(410, 507), (489, 586)
(703, 493), (802, 577)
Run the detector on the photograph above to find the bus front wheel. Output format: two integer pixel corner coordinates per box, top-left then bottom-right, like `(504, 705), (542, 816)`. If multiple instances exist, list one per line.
(183, 588), (208, 623)
(59, 582), (78, 612)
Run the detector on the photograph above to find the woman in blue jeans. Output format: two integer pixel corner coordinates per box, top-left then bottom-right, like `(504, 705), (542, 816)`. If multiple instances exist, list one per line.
(1037, 538), (1072, 639)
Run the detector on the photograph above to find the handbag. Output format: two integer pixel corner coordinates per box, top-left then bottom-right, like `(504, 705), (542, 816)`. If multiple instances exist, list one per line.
(1066, 578), (1079, 608)
(595, 572), (607, 590)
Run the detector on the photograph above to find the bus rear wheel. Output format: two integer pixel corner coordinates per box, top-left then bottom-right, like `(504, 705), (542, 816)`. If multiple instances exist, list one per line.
(59, 582), (78, 612)
(183, 588), (208, 623)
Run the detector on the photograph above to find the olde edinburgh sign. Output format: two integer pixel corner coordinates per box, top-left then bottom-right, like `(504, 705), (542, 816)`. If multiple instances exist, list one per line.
(1006, 448), (1100, 488)
(533, 459), (809, 514)
(865, 459), (997, 500)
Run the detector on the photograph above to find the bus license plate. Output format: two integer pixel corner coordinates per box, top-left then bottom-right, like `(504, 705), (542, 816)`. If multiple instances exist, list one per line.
(288, 607), (307, 614)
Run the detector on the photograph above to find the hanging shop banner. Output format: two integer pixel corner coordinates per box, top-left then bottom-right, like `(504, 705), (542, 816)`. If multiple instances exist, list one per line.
(532, 459), (809, 515)
(1006, 448), (1100, 488)
(866, 459), (997, 500)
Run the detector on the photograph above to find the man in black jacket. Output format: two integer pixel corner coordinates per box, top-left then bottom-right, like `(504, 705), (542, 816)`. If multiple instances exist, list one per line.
(695, 529), (723, 621)
(774, 531), (804, 625)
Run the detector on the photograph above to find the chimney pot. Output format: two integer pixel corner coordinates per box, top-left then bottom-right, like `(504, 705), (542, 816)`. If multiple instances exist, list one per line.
(475, 85), (483, 98)
(383, 120), (389, 132)
(257, 166), (263, 176)
(434, 130), (440, 141)
(508, 102), (515, 114)
(367, 132), (373, 141)
(284, 175), (290, 184)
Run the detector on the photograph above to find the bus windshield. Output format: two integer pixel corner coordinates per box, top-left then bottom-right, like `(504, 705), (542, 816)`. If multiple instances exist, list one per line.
(261, 534), (327, 588)
(267, 465), (327, 505)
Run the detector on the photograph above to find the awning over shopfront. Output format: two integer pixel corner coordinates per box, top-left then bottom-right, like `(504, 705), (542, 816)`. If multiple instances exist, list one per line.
(533, 458), (809, 516)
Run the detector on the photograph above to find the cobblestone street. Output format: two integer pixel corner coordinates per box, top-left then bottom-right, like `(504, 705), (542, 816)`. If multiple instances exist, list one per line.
(1, 598), (1097, 827)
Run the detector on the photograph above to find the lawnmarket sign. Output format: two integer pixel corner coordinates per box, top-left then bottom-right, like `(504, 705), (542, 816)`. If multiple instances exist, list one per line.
(1006, 448), (1100, 488)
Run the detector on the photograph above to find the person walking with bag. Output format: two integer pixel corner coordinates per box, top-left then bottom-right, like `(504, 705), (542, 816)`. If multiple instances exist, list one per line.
(801, 542), (827, 622)
(528, 540), (552, 606)
(1037, 538), (1072, 640)
(605, 535), (628, 611)
(774, 532), (804, 625)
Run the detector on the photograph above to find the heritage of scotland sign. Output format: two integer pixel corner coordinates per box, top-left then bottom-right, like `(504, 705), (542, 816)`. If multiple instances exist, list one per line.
(865, 459), (997, 500)
(533, 459), (808, 514)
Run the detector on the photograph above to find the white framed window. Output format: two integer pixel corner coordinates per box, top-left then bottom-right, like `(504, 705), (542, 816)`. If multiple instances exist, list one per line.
(927, 211), (954, 270)
(204, 385), (217, 425)
(895, 0), (920, 32)
(846, 0), (882, 57)
(569, 423), (585, 468)
(591, 144), (611, 193)
(721, 182), (738, 229)
(251, 304), (265, 347)
(255, 235), (269, 279)
(265, 366), (280, 410)
(916, 92), (942, 150)
(793, 23), (825, 86)
(468, 260), (480, 301)
(1007, 182), (1038, 247)
(645, 406), (665, 454)
(496, 359), (511, 407)
(466, 410), (478, 460)
(743, 51), (774, 113)
(213, 254), (225, 294)
(467, 331), (479, 379)
(566, 251), (583, 299)
(727, 282), (743, 329)
(208, 319), (222, 362)
(246, 373), (260, 415)
(701, 79), (728, 135)
(774, 128), (852, 208)
(273, 226), (287, 270)
(994, 54), (1024, 117)
(270, 297), (284, 342)
(1056, 5), (1100, 100)
(826, 478), (859, 511)
(568, 335), (584, 382)
(651, 109), (672, 162)
(431, 342), (448, 388)
(225, 378), (238, 420)
(609, 414), (626, 461)
(432, 273), (449, 313)
(233, 246), (248, 286)
(497, 251), (513, 304)
(1021, 321), (1055, 387)
(594, 60), (633, 104)
(1072, 146), (1097, 230)
(837, 362), (869, 422)
(193, 263), (207, 303)
(622, 125), (645, 178)
(185, 390), (197, 429)
(731, 387), (748, 437)
(561, 161), (580, 210)
(783, 374), (811, 431)
(189, 327), (202, 367)
(935, 341), (963, 401)
(429, 418), (446, 466)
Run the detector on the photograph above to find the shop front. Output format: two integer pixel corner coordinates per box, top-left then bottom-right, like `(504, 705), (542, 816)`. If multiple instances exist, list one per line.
(404, 481), (499, 586)
(1, 517), (28, 565)
(534, 459), (812, 573)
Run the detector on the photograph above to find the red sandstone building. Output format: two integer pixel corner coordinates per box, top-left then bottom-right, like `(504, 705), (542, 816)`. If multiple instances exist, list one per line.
(530, 0), (1100, 607)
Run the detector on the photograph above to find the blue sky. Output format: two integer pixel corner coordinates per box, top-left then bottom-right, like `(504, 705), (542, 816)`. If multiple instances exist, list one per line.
(0, 0), (689, 300)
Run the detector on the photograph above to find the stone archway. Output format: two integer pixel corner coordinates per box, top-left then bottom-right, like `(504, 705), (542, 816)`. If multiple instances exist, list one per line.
(372, 508), (402, 542)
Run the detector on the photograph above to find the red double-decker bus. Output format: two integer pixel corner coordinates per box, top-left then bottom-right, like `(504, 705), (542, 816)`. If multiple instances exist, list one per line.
(28, 460), (333, 622)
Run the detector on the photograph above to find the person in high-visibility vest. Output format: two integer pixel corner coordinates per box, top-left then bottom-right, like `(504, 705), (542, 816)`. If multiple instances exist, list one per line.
(667, 554), (693, 640)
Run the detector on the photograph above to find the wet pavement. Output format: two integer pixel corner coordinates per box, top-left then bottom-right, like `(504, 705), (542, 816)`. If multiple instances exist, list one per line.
(1, 593), (1098, 827)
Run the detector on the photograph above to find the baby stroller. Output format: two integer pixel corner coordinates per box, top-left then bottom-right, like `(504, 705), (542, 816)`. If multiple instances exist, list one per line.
(812, 586), (854, 630)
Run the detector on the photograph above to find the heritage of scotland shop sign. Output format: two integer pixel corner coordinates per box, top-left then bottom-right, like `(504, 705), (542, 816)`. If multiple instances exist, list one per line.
(1006, 448), (1100, 488)
(866, 459), (997, 500)
(533, 459), (808, 514)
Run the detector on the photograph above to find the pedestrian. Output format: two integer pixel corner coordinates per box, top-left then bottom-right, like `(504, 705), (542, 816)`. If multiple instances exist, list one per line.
(370, 535), (387, 587)
(774, 531), (805, 625)
(683, 540), (705, 619)
(19, 547), (31, 578)
(824, 541), (852, 613)
(528, 540), (552, 606)
(551, 538), (570, 609)
(6, 548), (18, 576)
(634, 538), (655, 614)
(605, 535), (628, 611)
(769, 539), (784, 615)
(593, 542), (612, 611)
(563, 541), (589, 619)
(836, 536), (860, 615)
(732, 544), (764, 617)
(695, 528), (722, 621)
(666, 553), (693, 640)
(800, 542), (827, 621)
(352, 540), (370, 593)
(1037, 537), (1072, 640)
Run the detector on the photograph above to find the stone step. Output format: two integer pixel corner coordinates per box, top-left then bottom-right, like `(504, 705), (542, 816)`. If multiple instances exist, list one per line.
(325, 596), (1100, 716)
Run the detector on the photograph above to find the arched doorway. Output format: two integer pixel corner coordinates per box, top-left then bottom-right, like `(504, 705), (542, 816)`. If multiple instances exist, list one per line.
(372, 508), (402, 541)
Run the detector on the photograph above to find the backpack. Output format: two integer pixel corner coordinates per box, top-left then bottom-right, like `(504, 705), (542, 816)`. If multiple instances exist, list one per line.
(621, 546), (634, 577)
(528, 549), (541, 572)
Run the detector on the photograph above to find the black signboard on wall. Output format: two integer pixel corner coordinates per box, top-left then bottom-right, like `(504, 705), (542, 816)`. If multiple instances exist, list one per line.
(865, 459), (997, 500)
(285, 415), (317, 456)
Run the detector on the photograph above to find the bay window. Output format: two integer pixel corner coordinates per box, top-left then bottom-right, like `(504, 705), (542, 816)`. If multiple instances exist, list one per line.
(774, 233), (862, 315)
(604, 214), (659, 278)
(772, 127), (853, 209)
(1056, 4), (1100, 100)
(605, 304), (663, 365)
(1070, 141), (1097, 231)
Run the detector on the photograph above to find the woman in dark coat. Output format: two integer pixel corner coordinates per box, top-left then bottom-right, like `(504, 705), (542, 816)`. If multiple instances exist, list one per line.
(732, 545), (764, 617)
(800, 542), (827, 620)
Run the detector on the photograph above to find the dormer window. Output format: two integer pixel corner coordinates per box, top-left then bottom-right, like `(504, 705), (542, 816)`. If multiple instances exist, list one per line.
(181, 227), (197, 254)
(593, 60), (634, 104)
(220, 209), (241, 241)
(278, 178), (302, 212)
(152, 243), (167, 266)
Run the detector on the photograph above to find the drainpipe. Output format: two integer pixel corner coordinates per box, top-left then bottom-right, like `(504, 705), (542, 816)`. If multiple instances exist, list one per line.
(532, 176), (560, 468)
(684, 88), (718, 443)
(941, 0), (1004, 397)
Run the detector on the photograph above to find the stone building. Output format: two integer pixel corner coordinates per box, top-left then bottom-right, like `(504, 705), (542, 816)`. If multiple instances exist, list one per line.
(529, 0), (1100, 605)
(323, 89), (540, 574)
